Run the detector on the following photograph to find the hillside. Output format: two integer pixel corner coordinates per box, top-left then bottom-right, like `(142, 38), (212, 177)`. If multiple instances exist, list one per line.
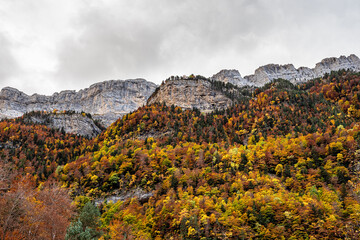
(2, 69), (360, 239)
(1, 59), (360, 239)
(0, 118), (88, 180)
(0, 118), (90, 239)
(50, 70), (360, 239)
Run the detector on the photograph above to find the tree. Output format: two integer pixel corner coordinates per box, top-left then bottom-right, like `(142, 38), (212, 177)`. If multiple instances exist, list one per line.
(65, 202), (102, 240)
(65, 220), (93, 240)
(0, 173), (74, 240)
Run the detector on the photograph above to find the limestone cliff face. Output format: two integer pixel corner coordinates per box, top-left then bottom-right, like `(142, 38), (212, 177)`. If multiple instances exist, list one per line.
(0, 79), (157, 127)
(22, 112), (103, 138)
(147, 79), (233, 111)
(243, 54), (360, 86)
(211, 69), (252, 87)
(313, 54), (360, 77)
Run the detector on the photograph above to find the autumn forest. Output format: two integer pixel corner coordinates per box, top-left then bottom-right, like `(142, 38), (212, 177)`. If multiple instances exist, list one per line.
(2, 70), (360, 239)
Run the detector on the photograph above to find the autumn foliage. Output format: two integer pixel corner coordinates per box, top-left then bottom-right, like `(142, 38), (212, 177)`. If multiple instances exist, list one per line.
(2, 70), (360, 239)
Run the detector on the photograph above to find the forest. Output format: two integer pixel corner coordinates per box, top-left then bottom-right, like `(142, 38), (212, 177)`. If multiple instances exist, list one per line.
(1, 70), (360, 239)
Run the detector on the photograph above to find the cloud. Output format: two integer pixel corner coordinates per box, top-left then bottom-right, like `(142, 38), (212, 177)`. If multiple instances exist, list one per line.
(0, 33), (19, 83)
(1, 0), (360, 93)
(54, 0), (280, 88)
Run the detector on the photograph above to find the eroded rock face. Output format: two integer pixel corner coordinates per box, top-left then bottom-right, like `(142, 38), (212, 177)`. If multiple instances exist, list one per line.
(211, 69), (252, 87)
(94, 188), (154, 206)
(147, 79), (233, 111)
(313, 54), (360, 77)
(0, 79), (157, 127)
(242, 54), (360, 86)
(22, 112), (103, 138)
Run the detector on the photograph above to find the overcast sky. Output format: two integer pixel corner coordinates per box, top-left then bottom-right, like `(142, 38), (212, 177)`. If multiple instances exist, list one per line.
(0, 0), (359, 95)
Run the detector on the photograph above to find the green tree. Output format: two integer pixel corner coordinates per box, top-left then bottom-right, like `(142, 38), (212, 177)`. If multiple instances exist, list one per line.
(65, 202), (102, 240)
(65, 220), (92, 240)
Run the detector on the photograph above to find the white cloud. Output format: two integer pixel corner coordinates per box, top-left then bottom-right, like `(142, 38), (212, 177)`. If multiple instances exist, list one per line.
(0, 33), (19, 81)
(0, 0), (360, 94)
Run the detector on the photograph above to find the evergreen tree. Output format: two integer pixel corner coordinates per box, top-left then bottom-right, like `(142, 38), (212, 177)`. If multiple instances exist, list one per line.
(65, 202), (102, 240)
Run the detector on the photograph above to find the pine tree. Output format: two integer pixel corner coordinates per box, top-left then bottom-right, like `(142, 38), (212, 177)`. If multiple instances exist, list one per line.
(65, 202), (102, 240)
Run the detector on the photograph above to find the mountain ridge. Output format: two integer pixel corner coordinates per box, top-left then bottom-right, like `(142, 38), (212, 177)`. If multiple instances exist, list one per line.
(0, 78), (157, 127)
(242, 54), (360, 86)
(1, 54), (359, 133)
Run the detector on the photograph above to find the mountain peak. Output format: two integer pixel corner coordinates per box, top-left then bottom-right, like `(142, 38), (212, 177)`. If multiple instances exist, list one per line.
(211, 69), (252, 87)
(242, 54), (360, 86)
(147, 78), (234, 111)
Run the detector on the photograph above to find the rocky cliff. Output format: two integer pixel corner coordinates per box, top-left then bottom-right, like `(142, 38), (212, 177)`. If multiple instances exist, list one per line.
(0, 79), (157, 127)
(1, 54), (359, 131)
(22, 112), (103, 138)
(147, 78), (234, 111)
(243, 54), (360, 86)
(211, 69), (252, 87)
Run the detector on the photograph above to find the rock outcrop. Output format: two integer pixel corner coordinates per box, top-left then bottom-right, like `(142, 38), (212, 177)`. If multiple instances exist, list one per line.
(313, 54), (360, 77)
(211, 69), (252, 87)
(95, 188), (154, 206)
(0, 79), (157, 127)
(147, 78), (233, 111)
(243, 54), (360, 86)
(22, 112), (103, 138)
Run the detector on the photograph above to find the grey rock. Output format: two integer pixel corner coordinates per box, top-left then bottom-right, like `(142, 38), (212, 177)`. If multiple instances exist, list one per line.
(243, 54), (360, 86)
(147, 79), (234, 111)
(0, 79), (157, 127)
(95, 188), (154, 205)
(23, 112), (103, 138)
(313, 54), (360, 77)
(211, 69), (252, 87)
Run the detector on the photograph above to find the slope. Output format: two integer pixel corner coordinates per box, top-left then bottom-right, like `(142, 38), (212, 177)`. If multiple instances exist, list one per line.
(55, 70), (360, 239)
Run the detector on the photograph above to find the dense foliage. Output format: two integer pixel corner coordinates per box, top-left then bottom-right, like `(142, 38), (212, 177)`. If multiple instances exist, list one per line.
(0, 118), (88, 181)
(2, 70), (360, 239)
(0, 118), (88, 239)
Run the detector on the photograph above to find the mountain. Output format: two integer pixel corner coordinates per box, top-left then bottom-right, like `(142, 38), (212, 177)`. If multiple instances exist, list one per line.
(244, 54), (360, 86)
(211, 69), (252, 87)
(2, 69), (360, 239)
(21, 111), (104, 138)
(0, 79), (157, 127)
(54, 70), (360, 239)
(213, 54), (360, 87)
(147, 76), (235, 111)
(1, 54), (358, 129)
